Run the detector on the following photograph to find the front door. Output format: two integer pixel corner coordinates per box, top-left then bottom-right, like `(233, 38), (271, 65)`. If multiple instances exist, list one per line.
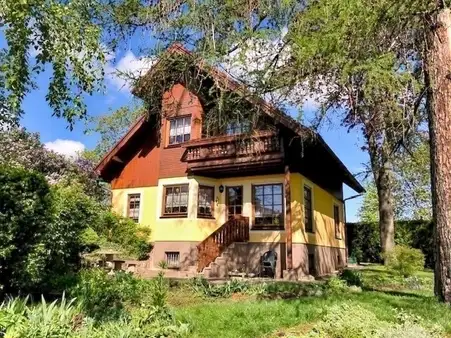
(226, 186), (243, 219)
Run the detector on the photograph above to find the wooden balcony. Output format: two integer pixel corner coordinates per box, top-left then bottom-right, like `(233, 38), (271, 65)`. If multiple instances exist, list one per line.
(182, 131), (284, 176)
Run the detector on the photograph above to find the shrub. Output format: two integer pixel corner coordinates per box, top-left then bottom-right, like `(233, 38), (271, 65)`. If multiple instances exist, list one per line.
(339, 269), (364, 287)
(0, 166), (53, 292)
(68, 269), (143, 320)
(95, 211), (152, 260)
(347, 221), (434, 268)
(325, 277), (348, 294)
(384, 245), (425, 277)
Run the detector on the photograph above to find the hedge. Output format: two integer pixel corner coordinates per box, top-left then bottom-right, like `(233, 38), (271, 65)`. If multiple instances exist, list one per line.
(346, 220), (434, 268)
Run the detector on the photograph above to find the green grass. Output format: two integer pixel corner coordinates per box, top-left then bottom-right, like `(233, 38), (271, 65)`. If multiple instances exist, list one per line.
(170, 266), (451, 338)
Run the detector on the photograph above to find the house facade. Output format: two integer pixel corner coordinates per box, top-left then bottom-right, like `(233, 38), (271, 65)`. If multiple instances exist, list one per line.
(96, 45), (364, 279)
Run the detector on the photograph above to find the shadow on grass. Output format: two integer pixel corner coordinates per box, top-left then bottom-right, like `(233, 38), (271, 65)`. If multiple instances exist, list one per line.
(361, 287), (430, 299)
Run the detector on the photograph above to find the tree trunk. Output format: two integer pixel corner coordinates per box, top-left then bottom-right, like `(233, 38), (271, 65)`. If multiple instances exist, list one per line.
(366, 126), (395, 258)
(376, 163), (395, 255)
(425, 7), (451, 302)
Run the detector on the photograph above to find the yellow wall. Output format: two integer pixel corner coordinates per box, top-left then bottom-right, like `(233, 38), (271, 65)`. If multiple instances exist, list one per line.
(111, 173), (345, 248)
(291, 173), (345, 248)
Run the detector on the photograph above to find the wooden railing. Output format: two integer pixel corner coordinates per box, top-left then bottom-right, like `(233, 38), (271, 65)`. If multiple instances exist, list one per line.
(197, 216), (249, 272)
(184, 132), (281, 162)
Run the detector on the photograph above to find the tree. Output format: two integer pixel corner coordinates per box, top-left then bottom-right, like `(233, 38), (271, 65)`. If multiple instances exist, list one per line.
(0, 127), (107, 201)
(0, 165), (53, 292)
(84, 105), (144, 162)
(0, 0), (105, 127)
(359, 136), (432, 221)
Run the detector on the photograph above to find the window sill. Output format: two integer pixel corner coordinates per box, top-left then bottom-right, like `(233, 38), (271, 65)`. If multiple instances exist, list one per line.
(198, 215), (215, 220)
(165, 143), (183, 149)
(160, 214), (188, 219)
(306, 230), (315, 234)
(251, 226), (285, 231)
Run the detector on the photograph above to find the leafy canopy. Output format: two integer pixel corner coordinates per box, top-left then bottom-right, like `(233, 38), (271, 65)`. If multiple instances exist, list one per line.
(0, 0), (105, 127)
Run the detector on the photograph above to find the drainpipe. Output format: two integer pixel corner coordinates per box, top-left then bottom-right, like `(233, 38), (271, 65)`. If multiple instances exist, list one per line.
(342, 194), (363, 265)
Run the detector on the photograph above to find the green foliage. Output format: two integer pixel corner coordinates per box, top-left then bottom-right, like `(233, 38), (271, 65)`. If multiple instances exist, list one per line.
(359, 139), (432, 223)
(84, 105), (145, 162)
(0, 127), (107, 201)
(0, 0), (105, 126)
(307, 302), (440, 338)
(0, 289), (189, 337)
(190, 277), (252, 298)
(349, 221), (382, 263)
(94, 211), (152, 260)
(0, 165), (53, 292)
(339, 269), (364, 288)
(347, 220), (434, 268)
(384, 245), (425, 277)
(0, 296), (89, 337)
(324, 277), (348, 294)
(68, 269), (143, 320)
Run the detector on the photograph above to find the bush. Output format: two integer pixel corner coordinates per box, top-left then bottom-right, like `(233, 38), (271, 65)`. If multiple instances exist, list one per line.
(347, 221), (434, 268)
(339, 269), (364, 287)
(94, 211), (152, 260)
(384, 245), (425, 277)
(325, 277), (348, 293)
(0, 166), (53, 293)
(68, 269), (144, 320)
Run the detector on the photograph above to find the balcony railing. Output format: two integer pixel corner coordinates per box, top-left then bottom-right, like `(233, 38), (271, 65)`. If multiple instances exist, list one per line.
(182, 131), (282, 163)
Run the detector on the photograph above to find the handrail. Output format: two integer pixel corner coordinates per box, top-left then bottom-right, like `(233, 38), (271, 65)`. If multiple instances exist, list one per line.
(197, 216), (249, 272)
(184, 134), (281, 162)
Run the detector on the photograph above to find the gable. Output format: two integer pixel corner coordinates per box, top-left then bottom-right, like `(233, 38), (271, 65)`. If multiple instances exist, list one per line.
(97, 45), (364, 194)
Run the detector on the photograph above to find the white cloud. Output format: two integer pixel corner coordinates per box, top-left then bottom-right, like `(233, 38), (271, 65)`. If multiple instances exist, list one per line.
(44, 139), (85, 158)
(106, 50), (155, 92)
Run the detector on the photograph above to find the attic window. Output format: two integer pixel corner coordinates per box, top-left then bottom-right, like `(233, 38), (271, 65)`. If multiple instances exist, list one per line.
(169, 116), (191, 145)
(226, 121), (251, 135)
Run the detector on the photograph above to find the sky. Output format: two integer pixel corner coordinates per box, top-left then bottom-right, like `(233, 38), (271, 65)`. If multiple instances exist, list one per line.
(2, 35), (369, 222)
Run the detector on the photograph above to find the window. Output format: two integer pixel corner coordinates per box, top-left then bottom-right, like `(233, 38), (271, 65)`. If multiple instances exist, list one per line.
(163, 184), (189, 216)
(253, 184), (284, 229)
(226, 121), (251, 135)
(334, 204), (341, 239)
(304, 186), (314, 232)
(198, 185), (214, 218)
(165, 252), (180, 269)
(169, 116), (191, 145)
(127, 194), (140, 222)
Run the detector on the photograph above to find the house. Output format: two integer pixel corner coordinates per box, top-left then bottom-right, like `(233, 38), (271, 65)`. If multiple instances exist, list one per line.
(96, 44), (364, 279)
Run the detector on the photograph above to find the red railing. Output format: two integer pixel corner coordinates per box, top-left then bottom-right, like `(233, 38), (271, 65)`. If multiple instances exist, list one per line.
(184, 132), (281, 162)
(197, 216), (249, 272)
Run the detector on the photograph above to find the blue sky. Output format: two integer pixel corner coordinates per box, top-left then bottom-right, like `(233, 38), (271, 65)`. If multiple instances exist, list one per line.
(5, 37), (369, 221)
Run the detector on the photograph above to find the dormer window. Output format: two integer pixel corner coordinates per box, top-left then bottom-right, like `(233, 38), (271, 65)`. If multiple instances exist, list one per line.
(169, 116), (191, 145)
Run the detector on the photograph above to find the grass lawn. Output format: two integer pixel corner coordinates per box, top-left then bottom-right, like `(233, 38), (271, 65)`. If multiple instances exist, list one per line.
(169, 266), (451, 338)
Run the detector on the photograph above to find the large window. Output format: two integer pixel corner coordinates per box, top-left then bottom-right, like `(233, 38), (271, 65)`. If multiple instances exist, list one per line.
(163, 184), (189, 217)
(334, 204), (341, 239)
(253, 184), (284, 229)
(304, 186), (314, 232)
(169, 116), (191, 145)
(127, 193), (141, 222)
(198, 185), (214, 218)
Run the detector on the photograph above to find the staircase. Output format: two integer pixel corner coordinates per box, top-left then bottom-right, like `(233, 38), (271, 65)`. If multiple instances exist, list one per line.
(197, 216), (249, 276)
